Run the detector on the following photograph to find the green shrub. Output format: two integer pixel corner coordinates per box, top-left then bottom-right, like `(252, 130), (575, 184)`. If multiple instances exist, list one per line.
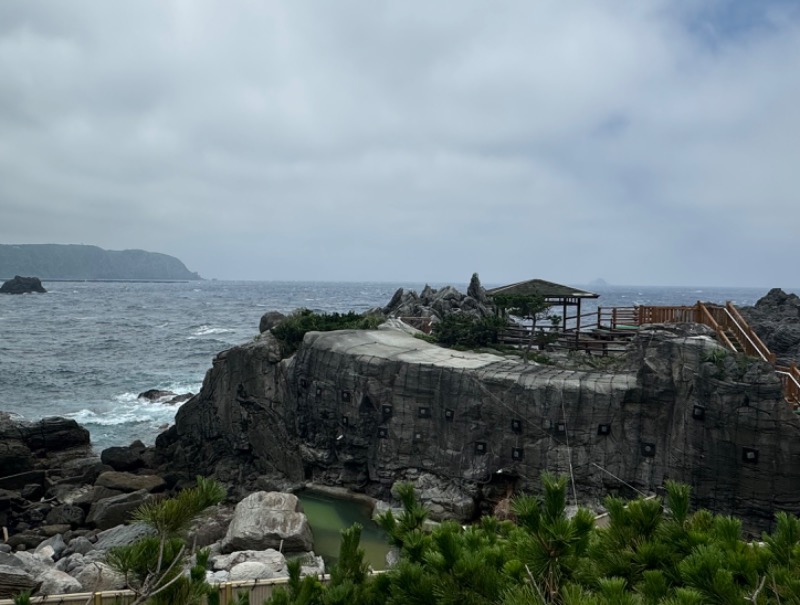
(271, 309), (384, 356)
(431, 314), (507, 348)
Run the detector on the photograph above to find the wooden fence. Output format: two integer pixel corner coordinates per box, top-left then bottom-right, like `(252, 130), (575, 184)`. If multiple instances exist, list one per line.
(0, 572), (389, 605)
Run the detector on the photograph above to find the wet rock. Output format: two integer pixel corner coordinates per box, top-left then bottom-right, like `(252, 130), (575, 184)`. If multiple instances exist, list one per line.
(20, 417), (90, 452)
(0, 276), (46, 294)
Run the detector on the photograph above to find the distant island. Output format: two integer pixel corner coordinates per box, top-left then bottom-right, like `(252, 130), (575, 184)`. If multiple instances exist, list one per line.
(0, 244), (201, 281)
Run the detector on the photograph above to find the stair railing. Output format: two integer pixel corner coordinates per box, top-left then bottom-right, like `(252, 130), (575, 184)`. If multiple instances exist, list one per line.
(777, 363), (800, 406)
(724, 302), (775, 363)
(696, 301), (738, 352)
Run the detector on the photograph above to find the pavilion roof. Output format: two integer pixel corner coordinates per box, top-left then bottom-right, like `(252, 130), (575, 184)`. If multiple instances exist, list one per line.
(486, 279), (599, 300)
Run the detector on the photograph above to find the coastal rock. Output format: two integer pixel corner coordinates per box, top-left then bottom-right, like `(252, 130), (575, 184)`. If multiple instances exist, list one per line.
(381, 278), (494, 322)
(101, 441), (147, 471)
(18, 416), (91, 455)
(95, 471), (166, 493)
(73, 560), (126, 592)
(211, 549), (287, 573)
(156, 312), (798, 532)
(37, 568), (82, 594)
(739, 288), (800, 365)
(0, 565), (40, 598)
(86, 490), (151, 530)
(394, 473), (477, 521)
(137, 390), (193, 405)
(220, 492), (313, 554)
(92, 522), (156, 551)
(260, 311), (287, 333)
(0, 275), (46, 294)
(46, 505), (85, 528)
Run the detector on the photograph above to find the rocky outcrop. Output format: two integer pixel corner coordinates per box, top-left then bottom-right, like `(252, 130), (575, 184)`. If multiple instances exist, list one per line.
(221, 492), (313, 554)
(380, 273), (495, 323)
(740, 288), (800, 366)
(0, 275), (46, 294)
(153, 314), (796, 531)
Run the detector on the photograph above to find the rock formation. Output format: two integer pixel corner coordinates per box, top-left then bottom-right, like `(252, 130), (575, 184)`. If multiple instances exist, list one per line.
(739, 288), (800, 366)
(154, 307), (796, 532)
(0, 276), (46, 294)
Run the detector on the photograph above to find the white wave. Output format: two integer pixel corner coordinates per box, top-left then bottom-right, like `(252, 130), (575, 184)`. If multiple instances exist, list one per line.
(67, 395), (188, 428)
(192, 325), (235, 336)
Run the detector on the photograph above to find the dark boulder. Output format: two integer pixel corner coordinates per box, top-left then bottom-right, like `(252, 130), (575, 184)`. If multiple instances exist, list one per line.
(739, 288), (800, 365)
(260, 311), (287, 333)
(101, 440), (147, 472)
(0, 275), (46, 294)
(19, 417), (90, 452)
(137, 389), (194, 405)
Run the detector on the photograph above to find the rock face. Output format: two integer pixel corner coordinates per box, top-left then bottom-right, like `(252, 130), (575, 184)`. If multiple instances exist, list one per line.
(740, 288), (800, 366)
(0, 275), (46, 294)
(156, 315), (797, 531)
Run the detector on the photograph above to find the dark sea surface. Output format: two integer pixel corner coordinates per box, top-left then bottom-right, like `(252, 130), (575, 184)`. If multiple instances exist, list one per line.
(0, 280), (780, 451)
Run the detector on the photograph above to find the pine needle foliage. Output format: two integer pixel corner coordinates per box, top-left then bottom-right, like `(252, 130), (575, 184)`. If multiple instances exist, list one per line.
(105, 476), (225, 605)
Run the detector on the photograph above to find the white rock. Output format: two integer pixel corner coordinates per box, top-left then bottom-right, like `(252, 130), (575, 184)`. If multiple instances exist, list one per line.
(211, 549), (287, 574)
(37, 568), (83, 595)
(229, 561), (275, 581)
(221, 492), (313, 554)
(74, 561), (127, 592)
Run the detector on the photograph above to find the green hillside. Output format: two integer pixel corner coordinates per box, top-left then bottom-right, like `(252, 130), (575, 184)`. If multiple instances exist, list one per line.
(0, 244), (201, 280)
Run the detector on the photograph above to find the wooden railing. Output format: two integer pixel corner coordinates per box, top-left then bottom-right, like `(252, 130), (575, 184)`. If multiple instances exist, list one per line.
(777, 363), (800, 407)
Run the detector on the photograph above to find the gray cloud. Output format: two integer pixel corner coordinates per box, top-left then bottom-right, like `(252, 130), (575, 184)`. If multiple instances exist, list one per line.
(0, 0), (798, 287)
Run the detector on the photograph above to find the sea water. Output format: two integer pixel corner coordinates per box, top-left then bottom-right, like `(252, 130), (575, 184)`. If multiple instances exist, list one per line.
(0, 279), (777, 450)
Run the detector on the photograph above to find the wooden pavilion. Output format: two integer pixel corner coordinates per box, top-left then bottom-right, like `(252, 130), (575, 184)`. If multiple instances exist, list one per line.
(485, 278), (599, 336)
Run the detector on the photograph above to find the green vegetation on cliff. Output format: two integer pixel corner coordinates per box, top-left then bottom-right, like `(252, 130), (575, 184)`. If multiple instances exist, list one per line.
(0, 244), (201, 280)
(271, 309), (384, 356)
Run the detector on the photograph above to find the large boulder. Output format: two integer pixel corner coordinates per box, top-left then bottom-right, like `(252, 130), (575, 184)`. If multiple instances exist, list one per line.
(37, 568), (83, 595)
(73, 560), (127, 592)
(739, 288), (800, 365)
(0, 564), (39, 598)
(220, 492), (313, 554)
(20, 416), (91, 452)
(101, 440), (148, 472)
(86, 490), (151, 530)
(0, 275), (46, 294)
(93, 522), (156, 551)
(95, 471), (166, 493)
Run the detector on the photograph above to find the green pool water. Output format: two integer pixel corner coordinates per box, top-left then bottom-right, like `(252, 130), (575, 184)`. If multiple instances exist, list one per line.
(298, 491), (391, 570)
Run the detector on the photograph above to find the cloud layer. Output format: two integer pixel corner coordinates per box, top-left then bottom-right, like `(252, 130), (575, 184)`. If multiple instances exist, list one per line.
(1, 1), (798, 286)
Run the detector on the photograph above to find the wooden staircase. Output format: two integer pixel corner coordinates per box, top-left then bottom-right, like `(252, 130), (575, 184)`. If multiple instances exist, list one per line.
(695, 301), (800, 407)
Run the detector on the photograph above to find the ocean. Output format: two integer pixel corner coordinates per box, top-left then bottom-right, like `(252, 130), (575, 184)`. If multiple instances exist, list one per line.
(0, 280), (781, 451)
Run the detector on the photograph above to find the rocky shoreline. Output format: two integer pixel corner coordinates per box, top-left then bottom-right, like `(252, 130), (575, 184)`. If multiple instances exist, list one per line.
(2, 283), (799, 598)
(0, 413), (329, 598)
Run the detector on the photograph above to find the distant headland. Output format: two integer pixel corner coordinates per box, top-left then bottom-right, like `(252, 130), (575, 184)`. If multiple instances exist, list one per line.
(0, 244), (201, 281)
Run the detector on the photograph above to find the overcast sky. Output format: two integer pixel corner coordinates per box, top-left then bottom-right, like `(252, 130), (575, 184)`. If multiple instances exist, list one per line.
(1, 1), (798, 287)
